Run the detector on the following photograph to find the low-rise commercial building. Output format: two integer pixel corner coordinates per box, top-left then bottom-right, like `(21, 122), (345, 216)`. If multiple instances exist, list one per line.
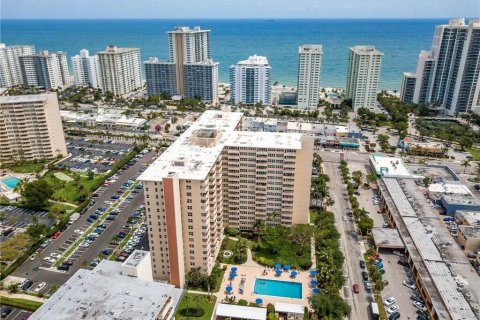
(30, 254), (183, 320)
(457, 225), (480, 253)
(0, 93), (67, 163)
(60, 108), (146, 130)
(440, 195), (480, 216)
(455, 211), (480, 226)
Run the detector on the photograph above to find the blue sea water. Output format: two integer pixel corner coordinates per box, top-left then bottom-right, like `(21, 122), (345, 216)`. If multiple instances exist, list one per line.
(1, 19), (443, 89)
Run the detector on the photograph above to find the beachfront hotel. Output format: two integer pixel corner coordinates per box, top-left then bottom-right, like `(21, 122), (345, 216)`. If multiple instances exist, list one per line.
(71, 49), (102, 89)
(0, 43), (35, 88)
(18, 50), (70, 89)
(138, 110), (313, 287)
(97, 45), (142, 96)
(0, 92), (67, 164)
(297, 45), (323, 110)
(145, 26), (219, 102)
(345, 45), (383, 112)
(400, 18), (480, 115)
(230, 55), (271, 105)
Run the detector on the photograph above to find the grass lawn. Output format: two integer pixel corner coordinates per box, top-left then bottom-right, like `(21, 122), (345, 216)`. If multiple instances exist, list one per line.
(176, 293), (216, 320)
(8, 162), (45, 173)
(0, 233), (33, 262)
(252, 241), (311, 270)
(0, 296), (43, 311)
(43, 171), (104, 204)
(467, 148), (480, 161)
(220, 237), (238, 264)
(310, 208), (319, 224)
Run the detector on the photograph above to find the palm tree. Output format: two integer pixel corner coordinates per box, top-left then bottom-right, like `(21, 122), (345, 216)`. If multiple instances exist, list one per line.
(462, 159), (471, 174)
(266, 210), (280, 224)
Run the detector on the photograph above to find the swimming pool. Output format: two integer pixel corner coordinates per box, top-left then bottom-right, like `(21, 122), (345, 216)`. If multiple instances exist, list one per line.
(1, 177), (21, 189)
(254, 278), (302, 299)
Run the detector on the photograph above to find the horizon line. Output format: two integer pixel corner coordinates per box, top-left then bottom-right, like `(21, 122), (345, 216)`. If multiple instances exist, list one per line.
(2, 17), (469, 20)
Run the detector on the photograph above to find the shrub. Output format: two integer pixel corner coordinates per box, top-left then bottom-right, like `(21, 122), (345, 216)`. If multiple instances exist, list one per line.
(226, 227), (239, 237)
(238, 299), (248, 306)
(180, 308), (205, 317)
(267, 303), (275, 314)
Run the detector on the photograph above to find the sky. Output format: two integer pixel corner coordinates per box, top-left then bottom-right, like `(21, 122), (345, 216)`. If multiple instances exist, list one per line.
(2, 0), (479, 19)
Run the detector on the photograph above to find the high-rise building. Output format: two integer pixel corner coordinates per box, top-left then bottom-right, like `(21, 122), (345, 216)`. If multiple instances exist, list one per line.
(230, 55), (271, 105)
(400, 19), (480, 115)
(0, 43), (35, 88)
(138, 110), (313, 288)
(18, 51), (69, 89)
(145, 58), (177, 97)
(71, 49), (102, 89)
(0, 93), (67, 163)
(297, 45), (323, 110)
(345, 46), (383, 111)
(145, 26), (218, 102)
(97, 46), (142, 96)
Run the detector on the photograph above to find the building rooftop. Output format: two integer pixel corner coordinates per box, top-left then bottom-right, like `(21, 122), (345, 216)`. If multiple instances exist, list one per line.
(235, 55), (270, 66)
(97, 45), (139, 54)
(371, 228), (405, 249)
(168, 26), (210, 33)
(428, 183), (472, 196)
(369, 154), (412, 178)
(350, 45), (384, 56)
(215, 304), (267, 320)
(30, 260), (183, 320)
(459, 225), (480, 239)
(139, 111), (306, 182)
(0, 93), (49, 104)
(299, 44), (323, 54)
(274, 302), (305, 315)
(123, 250), (150, 268)
(456, 211), (480, 226)
(442, 194), (480, 206)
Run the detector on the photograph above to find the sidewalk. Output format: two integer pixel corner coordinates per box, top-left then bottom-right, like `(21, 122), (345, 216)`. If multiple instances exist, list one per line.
(0, 290), (47, 303)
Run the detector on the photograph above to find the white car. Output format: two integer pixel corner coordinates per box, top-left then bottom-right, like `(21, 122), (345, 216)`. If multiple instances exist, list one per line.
(403, 280), (416, 289)
(30, 253), (37, 261)
(413, 301), (425, 310)
(34, 282), (46, 292)
(387, 305), (399, 314)
(50, 252), (61, 259)
(342, 216), (347, 221)
(43, 257), (55, 264)
(79, 242), (91, 248)
(384, 297), (396, 307)
(392, 250), (403, 257)
(74, 229), (84, 235)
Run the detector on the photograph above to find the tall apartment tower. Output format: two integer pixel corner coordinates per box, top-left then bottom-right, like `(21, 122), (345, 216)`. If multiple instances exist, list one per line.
(138, 111), (313, 288)
(345, 46), (383, 111)
(230, 55), (271, 105)
(146, 26), (218, 102)
(297, 45), (323, 110)
(400, 18), (480, 115)
(97, 46), (142, 96)
(0, 43), (35, 88)
(18, 51), (69, 89)
(71, 49), (102, 89)
(0, 93), (67, 163)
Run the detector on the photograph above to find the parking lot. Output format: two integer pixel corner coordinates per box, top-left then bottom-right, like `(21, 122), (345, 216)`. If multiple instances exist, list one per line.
(11, 150), (155, 291)
(0, 306), (32, 320)
(56, 138), (134, 173)
(0, 206), (55, 242)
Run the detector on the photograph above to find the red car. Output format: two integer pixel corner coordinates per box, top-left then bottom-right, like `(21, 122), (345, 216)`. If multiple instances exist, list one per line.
(21, 312), (32, 320)
(52, 231), (61, 239)
(353, 284), (359, 293)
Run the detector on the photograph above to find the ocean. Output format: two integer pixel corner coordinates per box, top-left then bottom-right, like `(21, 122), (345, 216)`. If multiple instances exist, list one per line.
(1, 19), (443, 90)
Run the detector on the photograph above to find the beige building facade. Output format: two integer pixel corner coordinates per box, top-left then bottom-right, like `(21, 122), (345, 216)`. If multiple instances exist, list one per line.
(139, 111), (313, 288)
(0, 93), (67, 163)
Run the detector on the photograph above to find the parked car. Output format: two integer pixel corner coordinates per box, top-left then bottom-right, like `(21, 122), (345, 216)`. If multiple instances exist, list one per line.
(43, 256), (55, 263)
(0, 306), (12, 318)
(389, 312), (400, 320)
(21, 279), (33, 291)
(361, 271), (369, 281)
(392, 250), (403, 257)
(384, 297), (396, 307)
(52, 231), (62, 239)
(34, 282), (46, 292)
(352, 284), (359, 293)
(363, 281), (372, 291)
(413, 301), (425, 310)
(57, 264), (70, 271)
(359, 260), (366, 269)
(29, 253), (37, 261)
(403, 280), (417, 290)
(398, 260), (409, 267)
(387, 305), (399, 314)
(40, 239), (52, 249)
(379, 269), (386, 275)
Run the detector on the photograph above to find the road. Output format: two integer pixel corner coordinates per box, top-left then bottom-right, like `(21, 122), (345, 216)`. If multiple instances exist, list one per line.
(12, 150), (156, 287)
(323, 159), (370, 320)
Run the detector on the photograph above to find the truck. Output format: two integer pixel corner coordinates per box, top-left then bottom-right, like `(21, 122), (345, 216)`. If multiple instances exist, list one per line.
(370, 302), (380, 320)
(68, 212), (80, 225)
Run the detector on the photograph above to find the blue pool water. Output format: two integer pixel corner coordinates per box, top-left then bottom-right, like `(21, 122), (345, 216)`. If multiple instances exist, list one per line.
(1, 177), (21, 189)
(254, 278), (302, 299)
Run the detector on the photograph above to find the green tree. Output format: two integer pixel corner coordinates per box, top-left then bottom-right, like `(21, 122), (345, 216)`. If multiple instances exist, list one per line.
(351, 170), (364, 186)
(309, 292), (351, 319)
(461, 159), (471, 174)
(263, 225), (290, 254)
(21, 179), (54, 209)
(290, 225), (313, 256)
(87, 169), (95, 180)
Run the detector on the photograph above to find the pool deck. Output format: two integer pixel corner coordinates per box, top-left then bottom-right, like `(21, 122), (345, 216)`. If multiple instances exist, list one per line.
(218, 263), (312, 308)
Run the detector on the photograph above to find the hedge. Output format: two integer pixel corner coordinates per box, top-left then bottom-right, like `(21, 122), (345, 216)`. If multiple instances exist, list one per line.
(0, 296), (43, 311)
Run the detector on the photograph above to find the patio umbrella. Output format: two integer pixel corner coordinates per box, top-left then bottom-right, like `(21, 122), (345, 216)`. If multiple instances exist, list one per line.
(229, 273), (237, 279)
(231, 267), (238, 273)
(275, 269), (283, 276)
(310, 280), (318, 286)
(274, 263), (282, 269)
(290, 271), (298, 278)
(284, 265), (291, 270)
(256, 298), (263, 305)
(226, 285), (233, 293)
(310, 270), (318, 277)
(313, 288), (320, 294)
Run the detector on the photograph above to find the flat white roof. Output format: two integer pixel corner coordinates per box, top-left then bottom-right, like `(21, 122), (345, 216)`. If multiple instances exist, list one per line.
(287, 122), (313, 132)
(139, 111), (304, 181)
(370, 154), (412, 177)
(0, 93), (48, 104)
(428, 183), (472, 196)
(30, 260), (183, 320)
(123, 250), (149, 268)
(274, 302), (305, 315)
(215, 303), (267, 320)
